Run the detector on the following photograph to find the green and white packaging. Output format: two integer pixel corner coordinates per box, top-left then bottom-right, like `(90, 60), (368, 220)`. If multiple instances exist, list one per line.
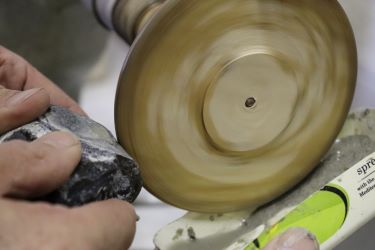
(244, 152), (375, 250)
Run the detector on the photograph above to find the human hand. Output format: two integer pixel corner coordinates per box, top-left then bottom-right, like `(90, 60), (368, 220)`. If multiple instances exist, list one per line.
(262, 228), (319, 250)
(0, 46), (136, 250)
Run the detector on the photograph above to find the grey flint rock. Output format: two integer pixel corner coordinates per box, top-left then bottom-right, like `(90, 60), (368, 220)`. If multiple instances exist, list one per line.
(0, 106), (142, 206)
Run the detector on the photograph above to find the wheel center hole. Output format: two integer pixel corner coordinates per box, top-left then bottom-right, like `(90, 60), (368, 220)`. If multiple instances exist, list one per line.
(245, 97), (257, 108)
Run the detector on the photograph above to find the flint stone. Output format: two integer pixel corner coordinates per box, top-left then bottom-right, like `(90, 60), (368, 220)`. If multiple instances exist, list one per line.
(0, 106), (142, 206)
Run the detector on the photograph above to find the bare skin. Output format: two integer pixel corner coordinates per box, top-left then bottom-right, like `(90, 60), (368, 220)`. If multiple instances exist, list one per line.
(262, 228), (320, 250)
(0, 46), (136, 250)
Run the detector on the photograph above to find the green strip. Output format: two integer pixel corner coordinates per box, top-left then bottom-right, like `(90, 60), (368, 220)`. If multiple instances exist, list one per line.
(244, 185), (349, 249)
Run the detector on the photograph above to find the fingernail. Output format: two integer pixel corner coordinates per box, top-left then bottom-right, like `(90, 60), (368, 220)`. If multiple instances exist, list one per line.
(6, 88), (42, 106)
(42, 131), (80, 148)
(277, 228), (319, 250)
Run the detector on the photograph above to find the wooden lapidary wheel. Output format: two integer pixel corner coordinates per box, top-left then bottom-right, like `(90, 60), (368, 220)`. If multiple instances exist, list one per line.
(115, 0), (357, 213)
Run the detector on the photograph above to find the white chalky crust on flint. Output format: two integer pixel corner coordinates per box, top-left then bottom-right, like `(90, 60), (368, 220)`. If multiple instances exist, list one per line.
(0, 106), (142, 206)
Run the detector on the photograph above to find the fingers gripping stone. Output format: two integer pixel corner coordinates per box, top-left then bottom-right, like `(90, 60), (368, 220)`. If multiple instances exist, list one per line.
(0, 132), (81, 197)
(0, 106), (142, 206)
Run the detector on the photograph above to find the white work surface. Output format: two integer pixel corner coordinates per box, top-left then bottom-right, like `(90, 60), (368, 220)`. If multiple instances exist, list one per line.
(80, 1), (375, 249)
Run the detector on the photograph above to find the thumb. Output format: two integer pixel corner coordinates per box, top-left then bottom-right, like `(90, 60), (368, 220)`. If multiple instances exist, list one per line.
(262, 228), (320, 250)
(0, 131), (81, 198)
